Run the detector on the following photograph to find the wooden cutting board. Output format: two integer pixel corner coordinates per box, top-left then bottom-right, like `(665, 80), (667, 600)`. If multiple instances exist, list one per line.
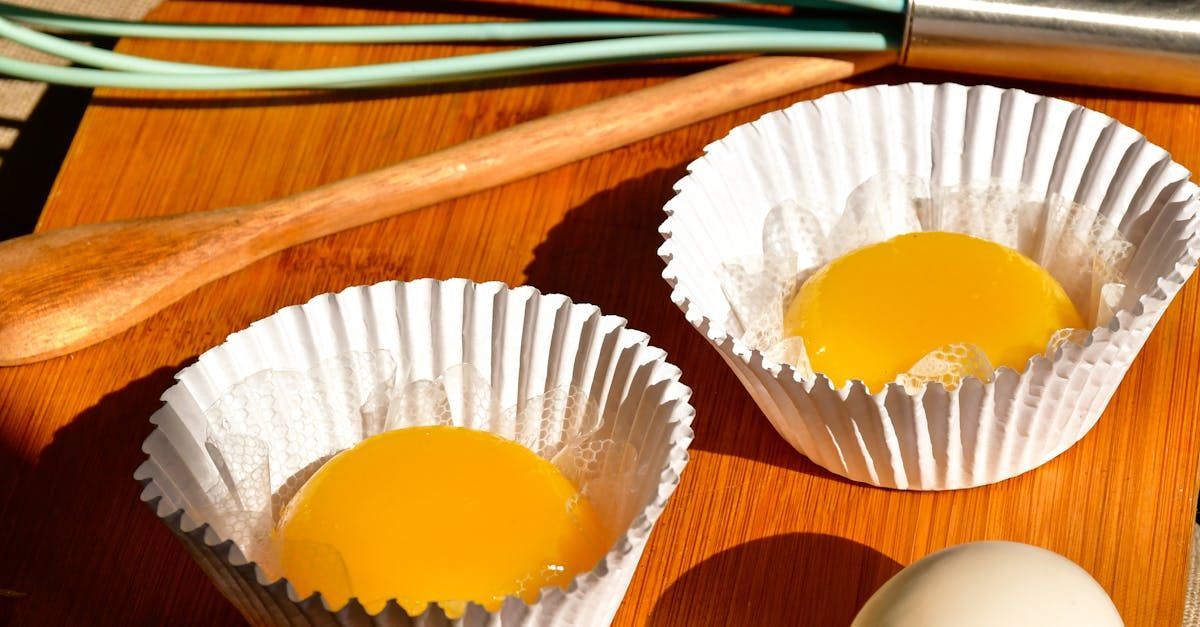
(1, 2), (1198, 625)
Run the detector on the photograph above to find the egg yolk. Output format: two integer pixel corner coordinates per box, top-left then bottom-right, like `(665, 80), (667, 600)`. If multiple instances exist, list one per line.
(784, 231), (1084, 391)
(273, 426), (609, 616)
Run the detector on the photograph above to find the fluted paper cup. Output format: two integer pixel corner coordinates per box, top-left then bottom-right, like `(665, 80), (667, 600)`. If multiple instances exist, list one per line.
(135, 279), (695, 625)
(659, 83), (1200, 490)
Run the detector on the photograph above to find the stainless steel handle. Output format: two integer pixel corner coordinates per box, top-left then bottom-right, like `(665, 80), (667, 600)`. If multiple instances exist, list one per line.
(902, 0), (1200, 97)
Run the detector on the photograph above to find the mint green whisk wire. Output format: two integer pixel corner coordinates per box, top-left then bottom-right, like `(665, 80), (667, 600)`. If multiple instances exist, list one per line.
(0, 0), (905, 42)
(0, 29), (897, 90)
(0, 12), (882, 44)
(0, 14), (891, 78)
(0, 16), (235, 75)
(0, 0), (903, 91)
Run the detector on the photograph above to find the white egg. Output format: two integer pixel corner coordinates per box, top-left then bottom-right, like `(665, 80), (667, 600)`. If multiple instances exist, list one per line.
(852, 541), (1123, 627)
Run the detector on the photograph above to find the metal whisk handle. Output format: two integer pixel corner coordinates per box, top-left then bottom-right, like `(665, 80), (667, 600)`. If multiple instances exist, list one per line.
(903, 0), (1200, 96)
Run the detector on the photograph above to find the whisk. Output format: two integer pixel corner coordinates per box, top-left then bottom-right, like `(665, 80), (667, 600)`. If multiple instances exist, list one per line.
(3, 0), (1195, 98)
(2, 0), (1197, 95)
(0, 1), (902, 90)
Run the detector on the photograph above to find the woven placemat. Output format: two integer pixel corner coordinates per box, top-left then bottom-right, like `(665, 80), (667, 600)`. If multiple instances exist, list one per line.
(1187, 524), (1200, 625)
(0, 0), (159, 151)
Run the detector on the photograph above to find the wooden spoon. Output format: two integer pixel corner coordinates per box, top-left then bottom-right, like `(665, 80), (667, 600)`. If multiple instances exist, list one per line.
(0, 53), (894, 366)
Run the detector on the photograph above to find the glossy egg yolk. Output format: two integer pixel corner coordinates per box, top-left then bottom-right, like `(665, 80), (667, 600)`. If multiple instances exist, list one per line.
(273, 426), (609, 616)
(784, 231), (1084, 391)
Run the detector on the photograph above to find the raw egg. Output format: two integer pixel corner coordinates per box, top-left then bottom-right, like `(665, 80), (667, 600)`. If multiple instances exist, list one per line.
(784, 231), (1084, 390)
(273, 426), (609, 616)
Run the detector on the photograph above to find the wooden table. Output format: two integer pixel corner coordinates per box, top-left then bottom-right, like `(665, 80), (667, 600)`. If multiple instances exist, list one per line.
(2, 2), (1199, 625)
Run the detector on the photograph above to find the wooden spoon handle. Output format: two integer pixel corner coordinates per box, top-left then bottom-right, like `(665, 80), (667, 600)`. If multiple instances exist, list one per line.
(0, 53), (894, 366)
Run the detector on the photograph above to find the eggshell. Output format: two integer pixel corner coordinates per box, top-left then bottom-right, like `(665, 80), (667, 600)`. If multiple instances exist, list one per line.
(852, 541), (1123, 627)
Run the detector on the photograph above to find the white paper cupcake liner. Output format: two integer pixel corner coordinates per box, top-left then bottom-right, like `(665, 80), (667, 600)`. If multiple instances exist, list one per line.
(659, 82), (1200, 490)
(135, 279), (695, 625)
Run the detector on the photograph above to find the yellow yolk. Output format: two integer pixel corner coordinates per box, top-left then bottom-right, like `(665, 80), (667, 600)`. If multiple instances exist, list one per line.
(273, 426), (609, 616)
(784, 231), (1084, 391)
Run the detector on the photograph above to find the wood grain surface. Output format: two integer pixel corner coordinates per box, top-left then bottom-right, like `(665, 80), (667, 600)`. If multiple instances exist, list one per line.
(1, 1), (1199, 625)
(0, 52), (891, 367)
